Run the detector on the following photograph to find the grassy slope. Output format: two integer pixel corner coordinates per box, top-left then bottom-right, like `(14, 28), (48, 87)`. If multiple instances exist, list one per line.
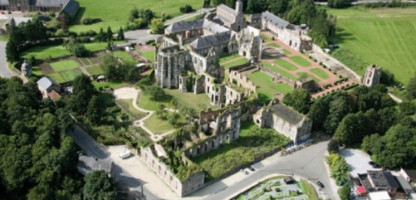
(143, 114), (175, 134)
(114, 51), (137, 63)
(71, 0), (203, 32)
(164, 89), (215, 112)
(141, 50), (156, 62)
(327, 7), (416, 84)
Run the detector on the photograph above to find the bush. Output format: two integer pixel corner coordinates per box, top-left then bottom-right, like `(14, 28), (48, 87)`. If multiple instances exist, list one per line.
(399, 101), (416, 115)
(81, 17), (102, 25)
(327, 139), (339, 153)
(338, 183), (351, 200)
(180, 5), (194, 13)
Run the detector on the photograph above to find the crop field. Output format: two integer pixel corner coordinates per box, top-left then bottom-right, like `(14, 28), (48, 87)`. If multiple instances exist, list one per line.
(48, 69), (83, 83)
(50, 60), (79, 72)
(327, 7), (416, 84)
(70, 0), (203, 32)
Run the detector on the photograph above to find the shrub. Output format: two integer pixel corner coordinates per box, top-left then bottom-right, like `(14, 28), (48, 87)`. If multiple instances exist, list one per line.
(180, 5), (194, 13)
(399, 101), (416, 115)
(82, 17), (102, 25)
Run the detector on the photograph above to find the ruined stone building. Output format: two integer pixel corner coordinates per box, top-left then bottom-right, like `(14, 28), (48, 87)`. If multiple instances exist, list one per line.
(139, 106), (241, 197)
(253, 102), (312, 143)
(155, 0), (262, 107)
(363, 64), (382, 87)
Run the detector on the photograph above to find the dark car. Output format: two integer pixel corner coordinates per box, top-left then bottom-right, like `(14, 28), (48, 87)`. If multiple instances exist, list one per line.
(249, 166), (255, 172)
(369, 161), (380, 168)
(317, 181), (325, 189)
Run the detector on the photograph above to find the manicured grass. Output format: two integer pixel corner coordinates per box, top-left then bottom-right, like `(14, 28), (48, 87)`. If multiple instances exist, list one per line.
(84, 42), (112, 52)
(86, 65), (104, 75)
(261, 61), (297, 80)
(248, 71), (293, 103)
(116, 99), (147, 119)
(164, 89), (215, 112)
(265, 42), (280, 48)
(223, 57), (249, 69)
(78, 57), (93, 66)
(296, 72), (320, 82)
(219, 54), (241, 63)
(192, 121), (289, 180)
(260, 33), (273, 42)
(310, 68), (329, 80)
(93, 81), (127, 89)
(289, 56), (311, 67)
(283, 49), (292, 56)
(141, 50), (156, 62)
(22, 45), (71, 60)
(48, 69), (83, 83)
(297, 180), (319, 200)
(114, 51), (137, 63)
(137, 93), (173, 111)
(274, 59), (298, 71)
(32, 66), (43, 76)
(327, 7), (416, 84)
(50, 60), (79, 72)
(70, 0), (203, 32)
(143, 113), (175, 134)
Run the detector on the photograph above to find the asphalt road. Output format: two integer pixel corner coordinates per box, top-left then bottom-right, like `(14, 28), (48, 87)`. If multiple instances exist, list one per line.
(193, 141), (338, 200)
(0, 41), (14, 78)
(68, 125), (159, 200)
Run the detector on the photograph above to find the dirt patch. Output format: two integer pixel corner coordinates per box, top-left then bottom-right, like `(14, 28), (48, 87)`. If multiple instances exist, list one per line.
(39, 62), (54, 74)
(113, 87), (139, 100)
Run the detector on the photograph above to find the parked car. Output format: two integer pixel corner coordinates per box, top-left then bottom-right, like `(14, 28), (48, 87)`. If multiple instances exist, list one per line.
(369, 161), (380, 168)
(249, 166), (255, 172)
(119, 150), (133, 159)
(317, 181), (325, 189)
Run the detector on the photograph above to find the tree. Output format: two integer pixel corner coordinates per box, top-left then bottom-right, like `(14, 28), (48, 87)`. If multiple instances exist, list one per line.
(101, 54), (119, 80)
(83, 171), (116, 200)
(283, 88), (311, 114)
(117, 27), (125, 40)
(328, 0), (352, 8)
(6, 39), (19, 62)
(338, 183), (351, 200)
(334, 112), (369, 146)
(168, 113), (180, 126)
(308, 95), (330, 131)
(96, 28), (106, 41)
(87, 95), (104, 124)
(145, 85), (169, 101)
(269, 0), (288, 16)
(129, 7), (139, 22)
(327, 139), (339, 153)
(324, 94), (351, 134)
(150, 18), (164, 34)
(180, 5), (194, 13)
(106, 26), (113, 41)
(399, 101), (416, 115)
(406, 74), (416, 99)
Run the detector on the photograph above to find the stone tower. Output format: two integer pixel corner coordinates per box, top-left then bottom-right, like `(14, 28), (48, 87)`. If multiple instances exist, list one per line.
(21, 60), (32, 77)
(235, 0), (243, 13)
(363, 64), (382, 87)
(155, 45), (186, 88)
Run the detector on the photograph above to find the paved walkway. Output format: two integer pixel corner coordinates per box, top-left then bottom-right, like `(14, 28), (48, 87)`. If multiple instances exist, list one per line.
(0, 41), (14, 78)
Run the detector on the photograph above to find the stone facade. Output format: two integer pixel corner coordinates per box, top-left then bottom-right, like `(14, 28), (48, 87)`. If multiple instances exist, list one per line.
(363, 64), (382, 87)
(215, 0), (246, 32)
(155, 45), (186, 88)
(2, 0), (79, 17)
(253, 102), (312, 143)
(21, 60), (31, 77)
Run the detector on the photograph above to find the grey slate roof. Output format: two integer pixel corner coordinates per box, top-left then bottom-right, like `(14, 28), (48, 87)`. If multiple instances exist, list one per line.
(166, 19), (204, 33)
(270, 104), (304, 125)
(262, 11), (290, 29)
(37, 76), (53, 91)
(62, 0), (79, 16)
(35, 0), (70, 7)
(203, 19), (229, 33)
(217, 4), (237, 16)
(189, 31), (231, 50)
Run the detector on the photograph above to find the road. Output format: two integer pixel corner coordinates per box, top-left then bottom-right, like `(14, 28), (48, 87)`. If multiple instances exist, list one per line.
(68, 125), (159, 200)
(315, 0), (416, 5)
(185, 141), (339, 200)
(0, 42), (14, 78)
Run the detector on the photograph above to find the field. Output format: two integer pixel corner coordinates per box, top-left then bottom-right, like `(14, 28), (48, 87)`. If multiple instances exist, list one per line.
(274, 59), (298, 71)
(141, 50), (156, 62)
(48, 69), (83, 83)
(114, 51), (137, 63)
(137, 93), (173, 111)
(193, 121), (289, 180)
(327, 7), (416, 84)
(86, 65), (104, 75)
(310, 68), (329, 80)
(70, 0), (203, 32)
(143, 113), (175, 134)
(248, 71), (293, 103)
(50, 60), (79, 71)
(164, 89), (215, 112)
(289, 56), (310, 67)
(116, 99), (147, 119)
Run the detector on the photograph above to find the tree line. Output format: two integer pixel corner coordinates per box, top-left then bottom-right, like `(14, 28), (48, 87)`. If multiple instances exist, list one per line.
(0, 77), (116, 200)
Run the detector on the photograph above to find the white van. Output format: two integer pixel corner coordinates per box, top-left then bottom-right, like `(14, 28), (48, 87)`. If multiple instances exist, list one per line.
(119, 150), (133, 159)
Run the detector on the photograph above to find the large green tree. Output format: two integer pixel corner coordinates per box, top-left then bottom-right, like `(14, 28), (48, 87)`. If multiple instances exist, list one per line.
(83, 171), (116, 200)
(283, 88), (311, 114)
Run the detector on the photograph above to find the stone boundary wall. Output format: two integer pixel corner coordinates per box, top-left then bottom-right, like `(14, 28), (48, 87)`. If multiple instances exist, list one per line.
(228, 69), (257, 94)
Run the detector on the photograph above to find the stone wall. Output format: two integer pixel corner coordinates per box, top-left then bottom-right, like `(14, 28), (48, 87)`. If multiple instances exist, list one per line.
(156, 45), (186, 88)
(228, 69), (257, 95)
(139, 146), (205, 197)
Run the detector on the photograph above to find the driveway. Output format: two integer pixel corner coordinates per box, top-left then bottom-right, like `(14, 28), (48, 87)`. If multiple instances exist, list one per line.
(0, 42), (14, 78)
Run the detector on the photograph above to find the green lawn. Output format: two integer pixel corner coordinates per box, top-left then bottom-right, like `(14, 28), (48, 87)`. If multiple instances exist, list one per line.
(114, 51), (137, 63)
(261, 61), (297, 80)
(260, 33), (273, 42)
(137, 93), (173, 111)
(310, 68), (329, 80)
(283, 49), (292, 55)
(48, 69), (83, 83)
(116, 99), (147, 119)
(274, 59), (298, 71)
(164, 89), (215, 112)
(70, 0), (203, 32)
(289, 56), (311, 67)
(219, 54), (241, 63)
(223, 57), (249, 69)
(50, 60), (79, 72)
(296, 72), (320, 82)
(141, 50), (156, 62)
(327, 7), (416, 84)
(93, 81), (127, 89)
(193, 121), (289, 180)
(265, 42), (280, 48)
(143, 113), (175, 134)
(22, 45), (71, 60)
(86, 65), (104, 75)
(297, 180), (319, 200)
(248, 71), (293, 103)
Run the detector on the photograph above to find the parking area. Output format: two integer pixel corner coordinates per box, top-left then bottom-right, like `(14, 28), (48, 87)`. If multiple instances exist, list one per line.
(339, 148), (380, 178)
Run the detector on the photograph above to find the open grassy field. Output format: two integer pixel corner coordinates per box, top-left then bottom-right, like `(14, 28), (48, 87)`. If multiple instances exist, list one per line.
(327, 7), (416, 84)
(310, 68), (329, 80)
(50, 60), (79, 72)
(114, 51), (137, 63)
(70, 0), (203, 32)
(137, 93), (173, 111)
(289, 56), (310, 67)
(274, 59), (298, 71)
(192, 121), (289, 180)
(261, 61), (297, 80)
(248, 71), (293, 103)
(48, 69), (83, 83)
(164, 89), (215, 112)
(86, 65), (104, 75)
(22, 45), (71, 60)
(143, 113), (175, 134)
(116, 99), (147, 119)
